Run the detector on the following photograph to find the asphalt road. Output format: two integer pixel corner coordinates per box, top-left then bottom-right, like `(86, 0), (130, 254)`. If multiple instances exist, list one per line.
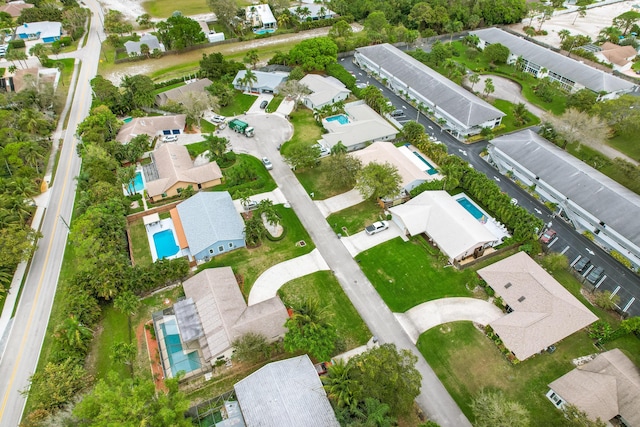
(0, 3), (104, 425)
(341, 55), (640, 317)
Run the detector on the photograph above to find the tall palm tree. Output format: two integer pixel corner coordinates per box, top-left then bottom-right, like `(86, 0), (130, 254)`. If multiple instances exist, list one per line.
(21, 141), (45, 175)
(322, 359), (360, 410)
(242, 69), (258, 93)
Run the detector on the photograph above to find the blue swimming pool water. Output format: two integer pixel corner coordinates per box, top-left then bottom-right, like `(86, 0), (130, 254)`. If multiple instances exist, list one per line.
(123, 116), (133, 123)
(457, 196), (485, 221)
(326, 114), (349, 125)
(160, 319), (201, 376)
(412, 151), (438, 175)
(253, 28), (275, 35)
(127, 172), (144, 193)
(153, 229), (179, 259)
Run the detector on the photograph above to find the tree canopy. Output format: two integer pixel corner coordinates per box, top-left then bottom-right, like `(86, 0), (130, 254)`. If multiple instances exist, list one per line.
(355, 162), (402, 201)
(289, 37), (338, 71)
(471, 390), (530, 427)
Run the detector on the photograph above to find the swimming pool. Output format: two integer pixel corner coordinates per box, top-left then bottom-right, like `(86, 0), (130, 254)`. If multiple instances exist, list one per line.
(326, 114), (349, 125)
(123, 116), (133, 123)
(457, 196), (485, 221)
(160, 319), (201, 376)
(412, 151), (438, 175)
(253, 28), (275, 35)
(153, 229), (179, 259)
(127, 172), (144, 194)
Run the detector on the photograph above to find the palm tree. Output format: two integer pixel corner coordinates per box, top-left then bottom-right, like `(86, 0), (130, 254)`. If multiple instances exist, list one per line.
(244, 215), (267, 246)
(331, 141), (347, 155)
(139, 43), (150, 58)
(21, 142), (45, 175)
(114, 291), (140, 343)
(483, 78), (495, 98)
(257, 199), (280, 227)
(598, 26), (622, 43)
(357, 398), (396, 427)
(558, 29), (571, 44)
(242, 69), (258, 93)
(323, 359), (360, 410)
(468, 73), (481, 91)
(243, 49), (260, 69)
(573, 5), (587, 25)
(277, 11), (292, 29)
(56, 314), (93, 351)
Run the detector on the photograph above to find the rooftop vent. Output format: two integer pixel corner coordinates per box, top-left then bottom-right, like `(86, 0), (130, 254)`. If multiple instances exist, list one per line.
(518, 296), (526, 303)
(504, 282), (512, 289)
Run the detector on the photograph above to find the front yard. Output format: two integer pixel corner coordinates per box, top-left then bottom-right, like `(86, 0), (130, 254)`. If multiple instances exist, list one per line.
(326, 200), (385, 235)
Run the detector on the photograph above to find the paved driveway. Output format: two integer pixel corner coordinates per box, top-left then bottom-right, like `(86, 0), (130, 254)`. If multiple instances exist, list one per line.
(395, 298), (504, 343)
(314, 189), (364, 218)
(221, 113), (292, 155)
(340, 223), (407, 257)
(232, 189), (287, 213)
(248, 248), (330, 305)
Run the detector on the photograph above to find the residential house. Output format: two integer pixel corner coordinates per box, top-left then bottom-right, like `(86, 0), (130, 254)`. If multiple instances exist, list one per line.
(0, 1), (34, 18)
(319, 100), (398, 151)
(478, 251), (598, 360)
(547, 349), (640, 426)
(197, 21), (225, 43)
(234, 355), (340, 427)
(245, 4), (276, 30)
(389, 191), (498, 262)
(232, 70), (289, 94)
(116, 114), (186, 144)
(488, 129), (640, 269)
(471, 27), (637, 98)
(173, 191), (245, 261)
(124, 34), (164, 56)
(16, 21), (61, 43)
(595, 42), (638, 73)
(354, 43), (505, 139)
(300, 74), (350, 110)
(10, 67), (59, 92)
(155, 78), (213, 107)
(143, 143), (222, 202)
(288, 4), (336, 21)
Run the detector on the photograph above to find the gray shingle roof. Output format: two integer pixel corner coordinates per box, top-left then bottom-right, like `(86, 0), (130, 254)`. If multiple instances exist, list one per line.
(235, 355), (340, 427)
(232, 70), (289, 91)
(471, 28), (636, 94)
(124, 34), (162, 55)
(155, 78), (213, 106)
(176, 192), (245, 256)
(355, 43), (504, 128)
(490, 130), (640, 248)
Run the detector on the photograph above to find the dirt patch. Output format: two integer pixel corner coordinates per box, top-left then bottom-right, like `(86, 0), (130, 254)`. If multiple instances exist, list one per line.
(137, 320), (168, 392)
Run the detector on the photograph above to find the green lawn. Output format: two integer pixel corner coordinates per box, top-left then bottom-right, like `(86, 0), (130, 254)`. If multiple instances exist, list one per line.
(417, 322), (597, 425)
(607, 133), (640, 163)
(198, 204), (314, 297)
(356, 237), (477, 312)
(143, 0), (209, 17)
(266, 94), (284, 113)
(200, 119), (216, 133)
(492, 99), (540, 134)
(279, 271), (371, 350)
(90, 305), (132, 380)
(295, 157), (354, 200)
(280, 108), (323, 155)
(129, 219), (152, 267)
(326, 201), (386, 235)
(210, 154), (277, 198)
(219, 92), (258, 117)
(186, 141), (209, 158)
(153, 81), (185, 96)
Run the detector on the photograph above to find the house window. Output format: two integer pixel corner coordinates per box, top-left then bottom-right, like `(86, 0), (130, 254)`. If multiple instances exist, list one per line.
(550, 393), (563, 406)
(161, 193), (167, 198)
(218, 245), (224, 252)
(209, 249), (214, 254)
(228, 243), (233, 248)
(198, 183), (202, 189)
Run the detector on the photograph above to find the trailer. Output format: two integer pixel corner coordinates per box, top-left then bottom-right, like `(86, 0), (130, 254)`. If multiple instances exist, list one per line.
(228, 119), (255, 137)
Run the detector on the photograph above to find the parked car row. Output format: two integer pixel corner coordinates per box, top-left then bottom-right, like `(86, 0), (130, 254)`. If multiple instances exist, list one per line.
(572, 255), (606, 284)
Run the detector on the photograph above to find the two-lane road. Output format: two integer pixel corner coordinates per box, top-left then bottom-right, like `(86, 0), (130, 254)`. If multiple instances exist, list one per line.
(0, 3), (104, 425)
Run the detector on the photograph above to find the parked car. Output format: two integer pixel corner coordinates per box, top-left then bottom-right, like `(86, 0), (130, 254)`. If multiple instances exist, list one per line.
(262, 157), (273, 170)
(260, 100), (269, 109)
(573, 256), (590, 273)
(211, 115), (226, 123)
(162, 134), (178, 142)
(355, 82), (368, 89)
(365, 221), (389, 235)
(540, 229), (557, 244)
(391, 109), (404, 117)
(586, 266), (605, 284)
(314, 143), (330, 157)
(243, 200), (259, 211)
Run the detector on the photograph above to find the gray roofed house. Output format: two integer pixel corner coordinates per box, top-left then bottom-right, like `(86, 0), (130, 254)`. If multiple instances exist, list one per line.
(182, 267), (288, 362)
(116, 114), (186, 144)
(488, 129), (640, 269)
(234, 355), (340, 427)
(124, 34), (164, 56)
(478, 251), (598, 360)
(155, 78), (213, 106)
(354, 43), (505, 139)
(232, 70), (289, 94)
(547, 349), (640, 426)
(471, 28), (637, 97)
(300, 74), (351, 110)
(175, 192), (245, 261)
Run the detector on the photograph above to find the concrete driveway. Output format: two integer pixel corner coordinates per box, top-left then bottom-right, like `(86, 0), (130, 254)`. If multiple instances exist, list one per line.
(246, 93), (273, 114)
(314, 189), (364, 218)
(232, 188), (287, 213)
(341, 222), (407, 257)
(248, 248), (330, 305)
(395, 297), (504, 343)
(219, 113), (292, 156)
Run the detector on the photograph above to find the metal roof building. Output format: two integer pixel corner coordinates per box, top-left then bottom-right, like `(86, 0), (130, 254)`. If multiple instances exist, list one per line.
(235, 355), (339, 427)
(488, 129), (640, 268)
(354, 43), (505, 139)
(471, 28), (637, 97)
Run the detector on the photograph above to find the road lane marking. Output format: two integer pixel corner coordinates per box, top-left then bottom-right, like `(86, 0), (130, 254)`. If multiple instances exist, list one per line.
(623, 297), (635, 312)
(560, 245), (569, 255)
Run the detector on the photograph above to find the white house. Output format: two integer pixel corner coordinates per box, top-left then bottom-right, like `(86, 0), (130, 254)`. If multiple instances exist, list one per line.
(246, 4), (276, 30)
(15, 21), (61, 43)
(232, 70), (289, 94)
(300, 74), (350, 110)
(288, 4), (336, 21)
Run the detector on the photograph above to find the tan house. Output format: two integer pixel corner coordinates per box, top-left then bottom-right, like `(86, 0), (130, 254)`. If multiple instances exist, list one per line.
(116, 114), (186, 144)
(547, 349), (640, 426)
(155, 78), (213, 107)
(143, 143), (222, 202)
(0, 1), (33, 18)
(595, 42), (638, 72)
(478, 251), (598, 360)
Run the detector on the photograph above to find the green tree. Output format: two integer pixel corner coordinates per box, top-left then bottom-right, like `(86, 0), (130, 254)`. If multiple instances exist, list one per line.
(323, 359), (360, 410)
(284, 144), (321, 169)
(471, 390), (530, 427)
(240, 68), (258, 92)
(110, 341), (136, 375)
(155, 14), (205, 50)
(114, 290), (140, 341)
(29, 43), (49, 66)
(363, 11), (389, 44)
(400, 121), (426, 145)
(289, 37), (338, 71)
(330, 141), (347, 155)
(275, 80), (311, 110)
(231, 332), (271, 363)
(483, 78), (495, 98)
(205, 134), (230, 161)
(244, 214), (267, 246)
(24, 359), (90, 416)
(347, 344), (421, 416)
(566, 88), (597, 113)
(207, 0), (238, 34)
(546, 108), (609, 149)
(243, 49), (260, 69)
(355, 162), (401, 201)
(573, 5), (587, 25)
(484, 43), (510, 64)
(512, 102), (529, 126)
(592, 290), (620, 311)
(325, 153), (362, 189)
(329, 19), (353, 39)
(73, 372), (192, 426)
(562, 404), (607, 427)
(0, 224), (39, 271)
(598, 26), (623, 43)
(120, 74), (155, 110)
(613, 10), (640, 35)
(468, 73), (481, 91)
(55, 314), (94, 353)
(136, 13), (153, 29)
(284, 298), (337, 361)
(592, 94), (640, 137)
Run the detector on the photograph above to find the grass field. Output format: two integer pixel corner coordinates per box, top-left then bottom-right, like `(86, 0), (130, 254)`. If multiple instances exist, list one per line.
(210, 154), (277, 198)
(492, 99), (540, 134)
(129, 219), (152, 267)
(417, 322), (596, 424)
(198, 204), (314, 297)
(153, 81), (185, 96)
(266, 94), (284, 113)
(219, 92), (258, 117)
(326, 201), (385, 235)
(281, 108), (323, 155)
(143, 0), (209, 18)
(295, 157), (354, 200)
(607, 133), (640, 163)
(90, 305), (132, 380)
(279, 271), (371, 350)
(186, 141), (208, 158)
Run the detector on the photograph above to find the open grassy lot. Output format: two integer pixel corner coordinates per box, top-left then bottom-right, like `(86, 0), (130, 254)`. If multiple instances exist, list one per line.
(295, 158), (353, 200)
(492, 99), (540, 134)
(143, 0), (209, 18)
(356, 237), (477, 312)
(326, 200), (385, 235)
(52, 58), (76, 116)
(129, 219), (152, 267)
(607, 133), (640, 163)
(417, 322), (597, 424)
(279, 108), (323, 155)
(219, 92), (258, 117)
(209, 153), (277, 198)
(198, 204), (314, 297)
(279, 271), (371, 350)
(89, 305), (131, 380)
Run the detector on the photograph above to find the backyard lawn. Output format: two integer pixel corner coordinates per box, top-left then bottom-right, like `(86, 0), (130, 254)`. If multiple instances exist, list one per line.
(219, 92), (258, 117)
(417, 322), (598, 425)
(326, 201), (386, 235)
(143, 0), (209, 17)
(198, 204), (314, 297)
(607, 133), (640, 163)
(129, 219), (152, 267)
(186, 141), (209, 158)
(280, 108), (323, 155)
(279, 271), (371, 350)
(89, 305), (132, 380)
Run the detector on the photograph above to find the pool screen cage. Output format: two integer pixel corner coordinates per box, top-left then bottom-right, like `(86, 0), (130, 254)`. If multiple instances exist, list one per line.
(187, 390), (245, 427)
